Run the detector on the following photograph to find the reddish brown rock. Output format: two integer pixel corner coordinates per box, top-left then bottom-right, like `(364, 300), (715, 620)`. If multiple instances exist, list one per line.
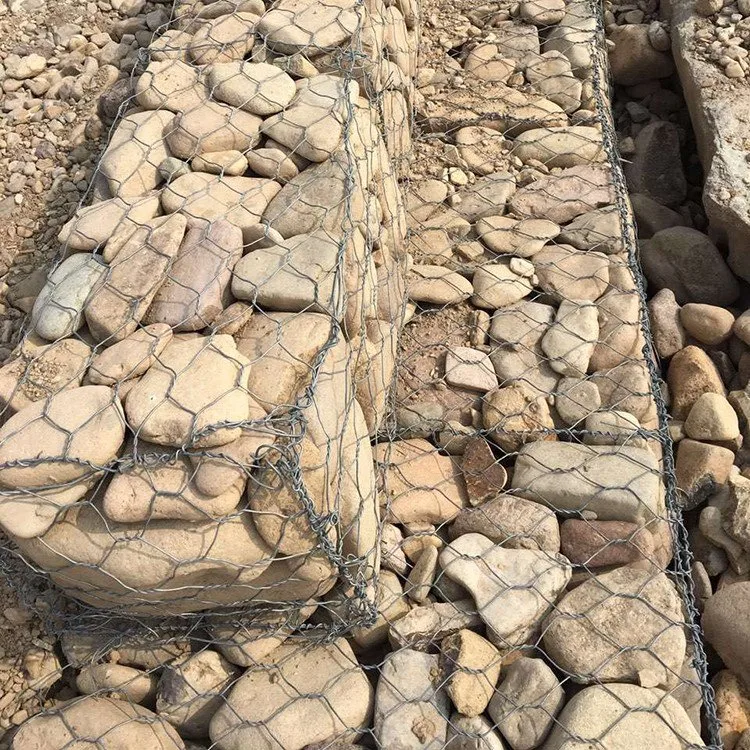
(460, 437), (508, 506)
(560, 520), (656, 568)
(667, 345), (726, 420)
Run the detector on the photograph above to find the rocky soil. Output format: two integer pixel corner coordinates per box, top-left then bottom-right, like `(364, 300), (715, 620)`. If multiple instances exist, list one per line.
(0, 0), (748, 745)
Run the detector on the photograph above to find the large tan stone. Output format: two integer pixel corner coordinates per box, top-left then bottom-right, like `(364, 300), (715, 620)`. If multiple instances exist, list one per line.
(375, 438), (469, 525)
(13, 503), (274, 614)
(209, 639), (373, 750)
(124, 335), (255, 448)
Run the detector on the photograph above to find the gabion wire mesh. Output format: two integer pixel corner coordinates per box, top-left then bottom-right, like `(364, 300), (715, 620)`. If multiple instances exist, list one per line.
(0, 0), (723, 747)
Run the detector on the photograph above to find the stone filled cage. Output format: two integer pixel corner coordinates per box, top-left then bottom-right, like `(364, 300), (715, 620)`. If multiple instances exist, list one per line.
(0, 0), (724, 747)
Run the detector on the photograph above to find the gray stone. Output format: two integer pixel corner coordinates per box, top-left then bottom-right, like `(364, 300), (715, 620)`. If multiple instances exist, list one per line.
(511, 441), (663, 523)
(542, 683), (704, 749)
(640, 226), (740, 306)
(440, 533), (570, 648)
(374, 649), (449, 750)
(543, 568), (686, 688)
(488, 657), (564, 750)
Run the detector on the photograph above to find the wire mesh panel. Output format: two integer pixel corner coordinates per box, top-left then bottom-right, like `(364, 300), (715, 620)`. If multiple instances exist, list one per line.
(0, 0), (723, 747)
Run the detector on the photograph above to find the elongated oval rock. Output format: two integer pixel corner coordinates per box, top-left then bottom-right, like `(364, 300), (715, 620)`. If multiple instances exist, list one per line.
(209, 639), (373, 750)
(188, 11), (259, 65)
(85, 214), (188, 344)
(166, 102), (262, 160)
(543, 683), (703, 749)
(99, 110), (172, 199)
(208, 61), (297, 115)
(146, 220), (243, 331)
(11, 696), (185, 750)
(163, 173), (281, 243)
(13, 503), (274, 614)
(512, 126), (604, 168)
(511, 441), (663, 523)
(125, 335), (254, 449)
(32, 254), (107, 341)
(258, 0), (360, 55)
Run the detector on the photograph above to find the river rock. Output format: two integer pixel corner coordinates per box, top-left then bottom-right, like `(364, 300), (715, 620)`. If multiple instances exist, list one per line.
(684, 393), (740, 441)
(553, 376), (601, 425)
(166, 101), (262, 160)
(0, 338), (91, 416)
(557, 205), (623, 254)
(488, 656), (564, 750)
(560, 519), (656, 567)
(488, 300), (559, 396)
(703, 582), (750, 687)
(482, 383), (556, 453)
(453, 172), (516, 222)
(157, 650), (239, 738)
(58, 194), (161, 252)
(408, 264), (474, 305)
(232, 230), (340, 315)
(449, 493), (560, 553)
(162, 173), (281, 243)
(648, 288), (686, 359)
(512, 441), (662, 523)
(667, 345), (726, 420)
(263, 152), (365, 238)
(192, 149), (247, 175)
(135, 60), (205, 112)
(534, 244), (609, 302)
(589, 288), (640, 370)
(680, 303), (735, 345)
(374, 649), (449, 750)
(209, 639), (373, 750)
(84, 214), (187, 343)
(209, 605), (317, 666)
(376, 438), (468, 524)
(125, 335), (254, 448)
(460, 436), (508, 505)
(640, 227), (740, 306)
(13, 503), (273, 614)
(102, 450), (244, 522)
(676, 439), (735, 507)
(208, 61), (297, 115)
(248, 436), (328, 554)
(76, 663), (157, 704)
(525, 50), (582, 113)
(445, 347), (497, 392)
(477, 215), (560, 257)
(11, 696), (185, 750)
(472, 261), (533, 310)
(509, 165), (615, 224)
(261, 74), (358, 162)
(543, 683), (704, 749)
(543, 567), (685, 687)
(0, 384), (124, 494)
(624, 121), (687, 208)
(389, 599), (483, 651)
(608, 24), (675, 84)
(440, 533), (571, 647)
(100, 110), (173, 199)
(512, 126), (603, 168)
(189, 11), (259, 65)
(541, 300), (598, 376)
(87, 324), (171, 386)
(258, 0), (360, 54)
(32, 254), (107, 341)
(149, 221), (242, 329)
(591, 360), (654, 421)
(446, 714), (506, 750)
(464, 43), (514, 83)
